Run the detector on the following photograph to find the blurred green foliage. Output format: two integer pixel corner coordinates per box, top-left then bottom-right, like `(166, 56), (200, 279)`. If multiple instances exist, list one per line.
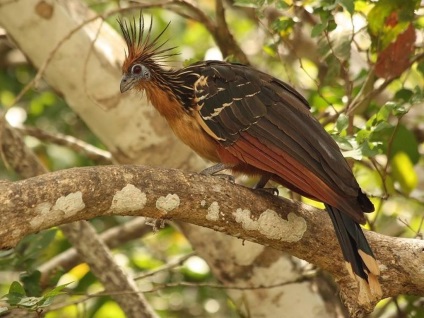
(0, 0), (423, 317)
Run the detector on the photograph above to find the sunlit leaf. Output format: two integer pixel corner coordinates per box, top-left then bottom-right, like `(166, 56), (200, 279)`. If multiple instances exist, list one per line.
(93, 301), (126, 318)
(276, 0), (291, 9)
(356, 129), (372, 144)
(233, 0), (263, 8)
(272, 17), (295, 36)
(391, 152), (418, 195)
(43, 283), (70, 298)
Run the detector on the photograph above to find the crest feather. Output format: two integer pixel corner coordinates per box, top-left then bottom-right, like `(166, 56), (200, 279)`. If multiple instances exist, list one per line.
(117, 12), (178, 72)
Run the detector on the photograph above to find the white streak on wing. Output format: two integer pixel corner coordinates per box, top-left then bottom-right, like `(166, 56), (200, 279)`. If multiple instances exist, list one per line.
(202, 101), (233, 120)
(245, 91), (259, 98)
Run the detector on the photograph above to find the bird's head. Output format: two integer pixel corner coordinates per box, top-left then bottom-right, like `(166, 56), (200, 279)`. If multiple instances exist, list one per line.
(117, 14), (176, 93)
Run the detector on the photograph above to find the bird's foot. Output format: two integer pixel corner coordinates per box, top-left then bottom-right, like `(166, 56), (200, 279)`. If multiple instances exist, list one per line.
(200, 163), (231, 175)
(200, 163), (235, 183)
(254, 187), (279, 196)
(214, 173), (235, 183)
(253, 173), (278, 195)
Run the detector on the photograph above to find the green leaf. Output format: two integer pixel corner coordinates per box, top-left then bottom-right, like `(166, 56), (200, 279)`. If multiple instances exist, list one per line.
(3, 293), (23, 306)
(338, 0), (354, 15)
(394, 88), (413, 102)
(233, 0), (263, 8)
(21, 271), (41, 297)
(276, 0), (290, 9)
(417, 61), (424, 76)
(373, 121), (391, 133)
(389, 125), (420, 164)
(18, 296), (41, 308)
(356, 129), (371, 144)
(358, 140), (382, 158)
(311, 23), (327, 37)
(43, 283), (70, 298)
(15, 229), (57, 269)
(37, 296), (54, 308)
(9, 281), (25, 296)
(367, 0), (418, 50)
(391, 152), (418, 195)
(335, 114), (349, 132)
(376, 102), (396, 122)
(3, 282), (26, 306)
(272, 17), (295, 34)
(333, 134), (354, 150)
(342, 148), (363, 160)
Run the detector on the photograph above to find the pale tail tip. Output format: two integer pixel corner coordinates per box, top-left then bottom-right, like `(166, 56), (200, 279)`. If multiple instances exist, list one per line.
(358, 249), (380, 276)
(356, 274), (382, 305)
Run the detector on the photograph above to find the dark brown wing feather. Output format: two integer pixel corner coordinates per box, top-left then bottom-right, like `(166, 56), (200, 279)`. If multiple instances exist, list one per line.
(190, 60), (372, 223)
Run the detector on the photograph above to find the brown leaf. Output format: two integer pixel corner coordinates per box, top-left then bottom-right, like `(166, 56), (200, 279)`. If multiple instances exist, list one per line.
(375, 21), (416, 79)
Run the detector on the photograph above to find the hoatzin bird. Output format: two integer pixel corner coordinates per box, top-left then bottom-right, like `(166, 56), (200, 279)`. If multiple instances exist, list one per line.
(118, 15), (382, 302)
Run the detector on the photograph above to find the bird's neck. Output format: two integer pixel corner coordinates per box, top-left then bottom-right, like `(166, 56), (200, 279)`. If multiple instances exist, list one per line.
(142, 67), (195, 118)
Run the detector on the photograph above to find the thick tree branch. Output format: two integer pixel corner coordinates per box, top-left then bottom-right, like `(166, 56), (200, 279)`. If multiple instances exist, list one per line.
(1, 164), (423, 313)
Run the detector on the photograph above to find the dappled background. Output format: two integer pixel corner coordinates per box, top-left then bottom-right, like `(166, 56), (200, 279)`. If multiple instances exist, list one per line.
(0, 0), (423, 317)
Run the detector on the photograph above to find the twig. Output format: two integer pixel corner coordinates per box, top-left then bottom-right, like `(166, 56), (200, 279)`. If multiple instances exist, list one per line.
(17, 126), (112, 164)
(46, 274), (311, 312)
(133, 251), (195, 281)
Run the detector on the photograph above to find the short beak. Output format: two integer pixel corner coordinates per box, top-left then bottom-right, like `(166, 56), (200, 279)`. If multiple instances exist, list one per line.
(120, 74), (134, 93)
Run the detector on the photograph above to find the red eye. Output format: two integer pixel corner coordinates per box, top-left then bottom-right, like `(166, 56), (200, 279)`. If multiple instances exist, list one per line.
(131, 64), (142, 74)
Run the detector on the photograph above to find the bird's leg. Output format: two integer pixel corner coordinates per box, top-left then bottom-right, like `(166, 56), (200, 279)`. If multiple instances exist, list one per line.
(200, 163), (235, 183)
(253, 173), (279, 195)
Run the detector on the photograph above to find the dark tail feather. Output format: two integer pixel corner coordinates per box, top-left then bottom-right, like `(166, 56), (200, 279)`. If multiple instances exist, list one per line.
(325, 204), (382, 303)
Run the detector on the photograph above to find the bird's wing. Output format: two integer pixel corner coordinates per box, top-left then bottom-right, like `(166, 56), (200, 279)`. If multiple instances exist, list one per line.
(192, 61), (364, 221)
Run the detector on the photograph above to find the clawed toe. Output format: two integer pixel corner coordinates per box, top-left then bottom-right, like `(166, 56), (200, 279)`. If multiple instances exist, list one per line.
(254, 187), (279, 196)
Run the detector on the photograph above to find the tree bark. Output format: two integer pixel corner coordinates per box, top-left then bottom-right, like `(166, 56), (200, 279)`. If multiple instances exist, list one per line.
(1, 164), (424, 315)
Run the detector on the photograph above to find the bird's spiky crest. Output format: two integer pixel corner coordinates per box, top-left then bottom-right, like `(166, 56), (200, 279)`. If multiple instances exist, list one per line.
(117, 12), (178, 72)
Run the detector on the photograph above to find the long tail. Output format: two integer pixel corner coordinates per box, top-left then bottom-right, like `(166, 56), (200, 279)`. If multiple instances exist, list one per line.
(325, 204), (382, 303)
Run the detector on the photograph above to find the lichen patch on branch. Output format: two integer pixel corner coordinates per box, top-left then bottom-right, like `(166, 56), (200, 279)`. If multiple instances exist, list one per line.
(29, 192), (85, 230)
(110, 184), (147, 213)
(233, 209), (307, 242)
(259, 210), (306, 242)
(53, 192), (85, 216)
(233, 209), (258, 231)
(30, 202), (53, 229)
(206, 201), (220, 221)
(156, 194), (180, 213)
